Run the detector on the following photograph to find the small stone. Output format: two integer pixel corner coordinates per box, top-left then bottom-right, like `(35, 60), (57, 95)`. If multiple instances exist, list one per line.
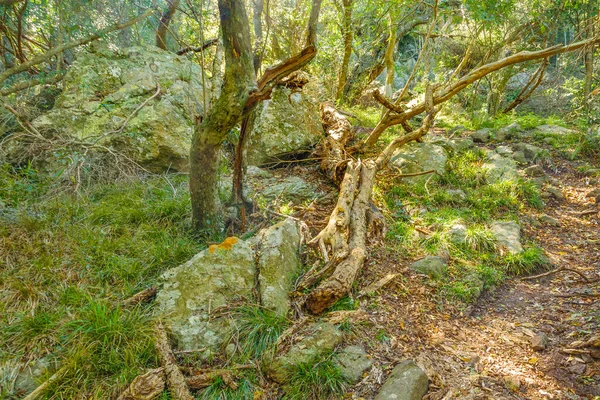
(567, 363), (586, 375)
(546, 187), (565, 201)
(472, 128), (491, 143)
(504, 375), (521, 392)
(491, 220), (523, 254)
(448, 223), (467, 244)
(448, 125), (467, 135)
(410, 256), (448, 279)
(374, 360), (429, 400)
(246, 166), (273, 178)
(585, 188), (600, 199)
(582, 168), (600, 177)
(496, 145), (513, 156)
(467, 355), (480, 367)
(512, 151), (527, 164)
(524, 165), (545, 177)
(447, 189), (467, 201)
(333, 346), (372, 383)
(531, 333), (549, 351)
(495, 122), (520, 141)
(539, 215), (560, 226)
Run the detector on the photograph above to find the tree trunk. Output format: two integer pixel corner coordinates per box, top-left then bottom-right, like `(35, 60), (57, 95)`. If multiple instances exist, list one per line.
(189, 139), (223, 234)
(156, 0), (180, 50)
(382, 12), (396, 115)
(335, 0), (353, 102)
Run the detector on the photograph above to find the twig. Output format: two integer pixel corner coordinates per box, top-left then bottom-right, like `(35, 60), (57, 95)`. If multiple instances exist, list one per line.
(521, 267), (591, 282)
(123, 286), (157, 306)
(358, 273), (400, 297)
(23, 366), (67, 400)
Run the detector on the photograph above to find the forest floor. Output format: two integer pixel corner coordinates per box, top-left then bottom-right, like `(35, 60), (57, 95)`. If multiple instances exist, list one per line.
(312, 139), (600, 400)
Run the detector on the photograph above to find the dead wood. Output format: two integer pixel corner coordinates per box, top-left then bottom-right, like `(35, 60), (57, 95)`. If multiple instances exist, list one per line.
(123, 286), (157, 306)
(154, 321), (194, 400)
(521, 267), (591, 282)
(324, 309), (368, 324)
(176, 38), (219, 55)
(358, 273), (400, 297)
(117, 368), (165, 400)
(22, 366), (67, 400)
(186, 370), (238, 390)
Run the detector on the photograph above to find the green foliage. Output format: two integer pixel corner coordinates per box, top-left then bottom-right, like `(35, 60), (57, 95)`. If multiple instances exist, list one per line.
(199, 372), (257, 400)
(502, 245), (548, 276)
(229, 305), (289, 361)
(327, 296), (359, 312)
(283, 352), (347, 400)
(0, 166), (200, 398)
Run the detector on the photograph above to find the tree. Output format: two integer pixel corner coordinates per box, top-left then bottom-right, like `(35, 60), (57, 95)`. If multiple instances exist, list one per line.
(189, 0), (323, 234)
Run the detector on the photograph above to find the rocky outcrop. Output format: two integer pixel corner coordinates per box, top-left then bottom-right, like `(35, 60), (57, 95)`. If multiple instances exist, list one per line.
(484, 153), (518, 183)
(375, 360), (429, 400)
(32, 44), (208, 171)
(333, 345), (372, 383)
(534, 125), (577, 136)
(246, 82), (325, 166)
(154, 218), (303, 357)
(471, 128), (491, 143)
(391, 143), (448, 182)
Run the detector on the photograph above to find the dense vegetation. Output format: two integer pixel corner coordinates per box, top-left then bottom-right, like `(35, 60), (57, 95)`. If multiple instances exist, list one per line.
(1, 0), (598, 399)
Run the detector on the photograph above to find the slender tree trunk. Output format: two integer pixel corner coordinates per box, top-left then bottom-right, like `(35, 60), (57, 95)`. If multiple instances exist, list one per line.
(336, 0), (353, 102)
(382, 12), (396, 116)
(190, 139), (223, 234)
(584, 23), (594, 101)
(156, 0), (180, 50)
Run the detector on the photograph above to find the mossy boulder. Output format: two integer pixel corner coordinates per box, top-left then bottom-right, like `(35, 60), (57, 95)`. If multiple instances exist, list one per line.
(247, 84), (324, 166)
(254, 218), (302, 315)
(32, 43), (207, 171)
(267, 322), (343, 383)
(375, 360), (429, 400)
(391, 143), (448, 182)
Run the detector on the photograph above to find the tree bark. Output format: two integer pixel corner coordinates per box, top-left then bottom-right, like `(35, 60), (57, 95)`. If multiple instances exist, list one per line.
(335, 0), (353, 102)
(156, 0), (180, 50)
(503, 59), (548, 113)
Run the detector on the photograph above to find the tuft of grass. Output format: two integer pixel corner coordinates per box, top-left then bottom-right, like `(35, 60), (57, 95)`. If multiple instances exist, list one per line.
(326, 296), (358, 312)
(199, 371), (257, 400)
(229, 305), (289, 361)
(464, 225), (497, 252)
(283, 352), (347, 400)
(502, 245), (548, 276)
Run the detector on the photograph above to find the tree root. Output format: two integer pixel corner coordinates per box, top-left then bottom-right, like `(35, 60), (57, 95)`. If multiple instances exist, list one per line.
(117, 368), (165, 400)
(123, 287), (157, 307)
(154, 321), (194, 400)
(521, 267), (592, 283)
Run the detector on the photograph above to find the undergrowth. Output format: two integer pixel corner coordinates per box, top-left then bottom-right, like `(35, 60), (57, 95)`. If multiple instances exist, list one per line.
(0, 164), (201, 398)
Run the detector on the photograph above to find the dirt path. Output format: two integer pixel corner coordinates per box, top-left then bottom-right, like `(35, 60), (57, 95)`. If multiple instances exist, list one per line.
(339, 158), (599, 399)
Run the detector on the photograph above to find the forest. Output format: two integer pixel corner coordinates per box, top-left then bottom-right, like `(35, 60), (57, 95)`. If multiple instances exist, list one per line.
(0, 0), (599, 399)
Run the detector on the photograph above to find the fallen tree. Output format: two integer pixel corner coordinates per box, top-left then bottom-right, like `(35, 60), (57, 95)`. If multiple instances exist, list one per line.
(302, 33), (600, 314)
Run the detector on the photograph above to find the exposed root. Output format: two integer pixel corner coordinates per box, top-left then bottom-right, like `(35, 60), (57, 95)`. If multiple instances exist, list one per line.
(154, 321), (194, 400)
(117, 368), (165, 400)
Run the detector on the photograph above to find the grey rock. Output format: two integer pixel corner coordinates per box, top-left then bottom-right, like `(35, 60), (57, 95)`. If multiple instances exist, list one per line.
(496, 145), (514, 156)
(155, 218), (303, 356)
(247, 82), (324, 165)
(495, 122), (521, 141)
(374, 360), (429, 400)
(471, 128), (491, 143)
(524, 165), (545, 177)
(410, 256), (447, 279)
(431, 137), (473, 153)
(448, 223), (467, 244)
(531, 333), (549, 351)
(446, 189), (467, 201)
(512, 143), (545, 162)
(247, 166), (273, 178)
(268, 322), (343, 383)
(261, 176), (320, 202)
(448, 125), (467, 135)
(534, 124), (577, 136)
(255, 218), (302, 315)
(539, 215), (560, 226)
(491, 221), (523, 254)
(13, 357), (55, 396)
(32, 45), (208, 171)
(546, 187), (565, 201)
(585, 188), (600, 199)
(484, 153), (518, 183)
(333, 345), (372, 383)
(512, 151), (527, 164)
(391, 143), (448, 182)
(582, 168), (600, 177)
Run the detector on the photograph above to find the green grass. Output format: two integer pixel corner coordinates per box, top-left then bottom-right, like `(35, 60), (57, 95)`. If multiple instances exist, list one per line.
(228, 305), (290, 361)
(502, 244), (548, 276)
(199, 371), (257, 400)
(282, 352), (347, 400)
(381, 143), (547, 304)
(0, 164), (201, 398)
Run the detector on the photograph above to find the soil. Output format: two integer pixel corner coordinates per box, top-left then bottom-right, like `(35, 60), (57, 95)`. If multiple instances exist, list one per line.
(292, 145), (599, 399)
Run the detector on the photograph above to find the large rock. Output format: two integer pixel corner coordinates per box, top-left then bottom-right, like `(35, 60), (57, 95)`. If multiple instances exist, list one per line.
(155, 218), (302, 356)
(410, 256), (447, 279)
(484, 153), (518, 183)
(491, 221), (523, 254)
(32, 44), (208, 171)
(268, 322), (343, 383)
(534, 125), (577, 136)
(246, 83), (324, 165)
(430, 137), (473, 153)
(391, 143), (447, 182)
(333, 345), (372, 383)
(375, 360), (429, 400)
(254, 218), (302, 315)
